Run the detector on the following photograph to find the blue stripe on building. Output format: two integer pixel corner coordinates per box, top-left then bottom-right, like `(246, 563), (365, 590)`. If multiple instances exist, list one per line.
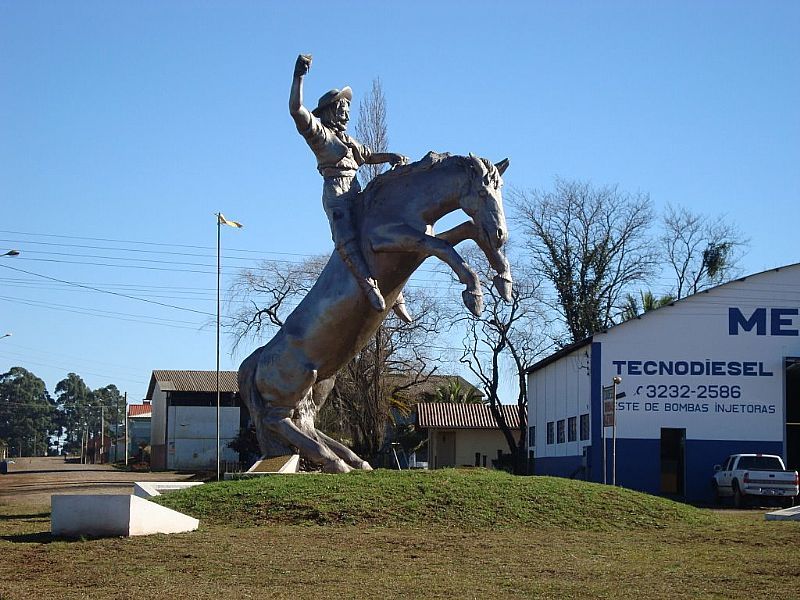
(536, 437), (783, 503)
(590, 341), (602, 483)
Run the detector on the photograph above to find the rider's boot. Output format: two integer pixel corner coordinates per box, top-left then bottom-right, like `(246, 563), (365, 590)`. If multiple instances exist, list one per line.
(392, 291), (413, 324)
(337, 240), (386, 312)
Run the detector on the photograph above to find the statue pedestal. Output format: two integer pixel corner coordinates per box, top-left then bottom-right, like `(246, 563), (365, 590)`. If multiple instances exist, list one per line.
(223, 454), (300, 480)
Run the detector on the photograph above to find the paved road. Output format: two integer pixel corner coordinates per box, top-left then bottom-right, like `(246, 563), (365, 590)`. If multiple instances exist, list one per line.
(0, 456), (198, 509)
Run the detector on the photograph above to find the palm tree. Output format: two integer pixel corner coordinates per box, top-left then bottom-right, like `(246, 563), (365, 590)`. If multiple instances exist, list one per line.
(622, 290), (675, 321)
(434, 379), (484, 404)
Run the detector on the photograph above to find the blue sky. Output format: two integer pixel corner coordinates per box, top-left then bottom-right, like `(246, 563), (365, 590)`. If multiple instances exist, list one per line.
(1, 1), (798, 406)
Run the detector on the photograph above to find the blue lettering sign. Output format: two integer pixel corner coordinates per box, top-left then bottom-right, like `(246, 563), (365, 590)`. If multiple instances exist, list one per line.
(771, 308), (799, 336)
(729, 307), (766, 335)
(729, 307), (800, 336)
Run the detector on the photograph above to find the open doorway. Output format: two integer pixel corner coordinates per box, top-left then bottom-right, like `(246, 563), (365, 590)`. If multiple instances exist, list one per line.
(660, 428), (685, 496)
(785, 358), (800, 471)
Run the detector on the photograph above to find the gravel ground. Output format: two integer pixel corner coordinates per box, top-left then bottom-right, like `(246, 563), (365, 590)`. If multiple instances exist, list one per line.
(0, 456), (198, 509)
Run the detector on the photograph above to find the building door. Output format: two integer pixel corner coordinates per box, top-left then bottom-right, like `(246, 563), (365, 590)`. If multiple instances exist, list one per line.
(785, 359), (800, 471)
(660, 428), (685, 496)
(436, 431), (456, 468)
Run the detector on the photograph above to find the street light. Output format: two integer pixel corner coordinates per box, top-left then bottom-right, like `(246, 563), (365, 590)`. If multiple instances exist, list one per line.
(2, 249), (20, 257)
(215, 213), (243, 481)
(0, 333), (11, 340)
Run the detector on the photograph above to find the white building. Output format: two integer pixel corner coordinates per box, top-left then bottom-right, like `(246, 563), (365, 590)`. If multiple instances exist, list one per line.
(147, 370), (242, 471)
(526, 264), (800, 503)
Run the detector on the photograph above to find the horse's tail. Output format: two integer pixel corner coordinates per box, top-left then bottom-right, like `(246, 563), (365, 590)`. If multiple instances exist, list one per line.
(237, 350), (262, 422)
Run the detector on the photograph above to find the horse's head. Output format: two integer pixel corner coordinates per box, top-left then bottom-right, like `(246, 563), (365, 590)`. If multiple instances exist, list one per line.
(462, 155), (513, 301)
(462, 155), (509, 251)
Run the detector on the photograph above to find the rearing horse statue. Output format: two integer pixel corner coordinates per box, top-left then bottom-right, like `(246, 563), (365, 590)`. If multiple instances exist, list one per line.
(238, 151), (512, 472)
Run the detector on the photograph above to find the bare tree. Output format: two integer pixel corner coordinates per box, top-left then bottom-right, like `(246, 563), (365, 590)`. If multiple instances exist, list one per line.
(230, 78), (445, 465)
(324, 288), (444, 462)
(511, 178), (658, 344)
(456, 250), (551, 474)
(318, 76), (443, 464)
(354, 78), (389, 188)
(661, 204), (748, 299)
(227, 255), (325, 351)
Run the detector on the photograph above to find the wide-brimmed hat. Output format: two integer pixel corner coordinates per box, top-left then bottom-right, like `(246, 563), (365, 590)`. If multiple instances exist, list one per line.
(312, 86), (352, 117)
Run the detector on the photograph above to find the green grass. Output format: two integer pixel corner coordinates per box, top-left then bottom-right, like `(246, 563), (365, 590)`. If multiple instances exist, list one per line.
(2, 471), (799, 599)
(154, 468), (714, 530)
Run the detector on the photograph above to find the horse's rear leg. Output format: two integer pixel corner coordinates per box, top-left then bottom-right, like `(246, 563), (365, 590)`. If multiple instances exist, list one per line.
(259, 405), (352, 473)
(316, 430), (372, 471)
(309, 377), (372, 470)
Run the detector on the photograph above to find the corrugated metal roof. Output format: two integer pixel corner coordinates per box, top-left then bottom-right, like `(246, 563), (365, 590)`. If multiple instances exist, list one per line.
(128, 404), (152, 418)
(416, 402), (521, 430)
(146, 370), (239, 399)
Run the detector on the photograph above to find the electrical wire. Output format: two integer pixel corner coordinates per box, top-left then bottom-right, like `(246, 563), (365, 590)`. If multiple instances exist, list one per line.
(0, 262), (218, 317)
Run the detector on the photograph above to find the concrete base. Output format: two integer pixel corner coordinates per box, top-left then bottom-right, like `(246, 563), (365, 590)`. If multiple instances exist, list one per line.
(51, 494), (199, 537)
(224, 454), (300, 480)
(133, 481), (204, 499)
(765, 505), (800, 521)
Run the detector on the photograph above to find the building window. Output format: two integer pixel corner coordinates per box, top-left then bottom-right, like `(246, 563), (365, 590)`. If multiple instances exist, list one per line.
(580, 413), (590, 441)
(557, 420), (565, 444)
(528, 426), (535, 447)
(546, 422), (554, 445)
(568, 416), (577, 442)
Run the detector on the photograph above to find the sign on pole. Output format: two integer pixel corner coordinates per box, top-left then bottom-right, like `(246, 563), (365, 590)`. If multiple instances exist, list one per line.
(603, 385), (615, 427)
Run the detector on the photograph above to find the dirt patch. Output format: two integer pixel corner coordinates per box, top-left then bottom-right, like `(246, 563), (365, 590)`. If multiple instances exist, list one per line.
(0, 456), (197, 509)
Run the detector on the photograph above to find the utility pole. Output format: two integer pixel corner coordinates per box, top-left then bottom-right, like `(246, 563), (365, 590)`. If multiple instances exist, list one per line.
(124, 392), (129, 466)
(100, 405), (105, 464)
(114, 393), (120, 463)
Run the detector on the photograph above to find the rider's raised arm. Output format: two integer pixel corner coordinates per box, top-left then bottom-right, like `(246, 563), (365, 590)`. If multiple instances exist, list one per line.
(366, 152), (409, 167)
(290, 54), (313, 132)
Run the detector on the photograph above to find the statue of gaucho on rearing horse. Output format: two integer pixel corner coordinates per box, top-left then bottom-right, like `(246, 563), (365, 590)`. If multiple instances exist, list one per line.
(237, 55), (512, 472)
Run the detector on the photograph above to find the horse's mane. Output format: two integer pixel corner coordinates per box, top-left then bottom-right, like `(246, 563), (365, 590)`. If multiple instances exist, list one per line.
(358, 151), (473, 212)
(361, 151), (452, 193)
(357, 151), (501, 212)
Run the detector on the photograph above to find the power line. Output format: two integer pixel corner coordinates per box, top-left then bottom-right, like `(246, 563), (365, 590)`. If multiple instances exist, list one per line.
(0, 262), (218, 318)
(0, 354), (148, 386)
(0, 229), (453, 276)
(0, 342), (149, 380)
(0, 295), (211, 330)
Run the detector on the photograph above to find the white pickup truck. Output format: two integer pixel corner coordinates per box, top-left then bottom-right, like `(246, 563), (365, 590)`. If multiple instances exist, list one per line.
(713, 454), (799, 508)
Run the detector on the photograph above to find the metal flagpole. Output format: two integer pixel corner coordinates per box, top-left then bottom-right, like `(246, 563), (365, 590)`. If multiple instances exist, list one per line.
(215, 212), (243, 482)
(216, 215), (221, 482)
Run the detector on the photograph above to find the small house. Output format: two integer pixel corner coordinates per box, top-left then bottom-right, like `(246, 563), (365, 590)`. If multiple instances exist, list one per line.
(416, 402), (521, 469)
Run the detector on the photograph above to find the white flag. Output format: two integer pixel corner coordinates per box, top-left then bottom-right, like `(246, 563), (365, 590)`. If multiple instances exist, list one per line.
(218, 213), (243, 228)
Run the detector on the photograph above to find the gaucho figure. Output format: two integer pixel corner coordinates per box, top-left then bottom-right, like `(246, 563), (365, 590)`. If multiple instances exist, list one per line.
(289, 54), (411, 321)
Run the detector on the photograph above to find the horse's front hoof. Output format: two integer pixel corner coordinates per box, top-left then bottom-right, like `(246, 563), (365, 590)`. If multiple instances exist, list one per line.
(323, 458), (352, 473)
(493, 273), (513, 302)
(462, 290), (484, 316)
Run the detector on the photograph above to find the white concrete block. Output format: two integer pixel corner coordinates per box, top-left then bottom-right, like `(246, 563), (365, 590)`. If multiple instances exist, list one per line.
(51, 494), (199, 537)
(225, 454), (301, 479)
(133, 481), (204, 499)
(765, 505), (800, 521)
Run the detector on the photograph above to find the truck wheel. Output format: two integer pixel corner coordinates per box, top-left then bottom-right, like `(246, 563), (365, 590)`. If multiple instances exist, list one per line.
(711, 481), (722, 506)
(733, 481), (746, 509)
(782, 497), (795, 509)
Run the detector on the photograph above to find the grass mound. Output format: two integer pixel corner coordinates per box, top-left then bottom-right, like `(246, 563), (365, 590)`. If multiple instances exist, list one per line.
(155, 469), (716, 530)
